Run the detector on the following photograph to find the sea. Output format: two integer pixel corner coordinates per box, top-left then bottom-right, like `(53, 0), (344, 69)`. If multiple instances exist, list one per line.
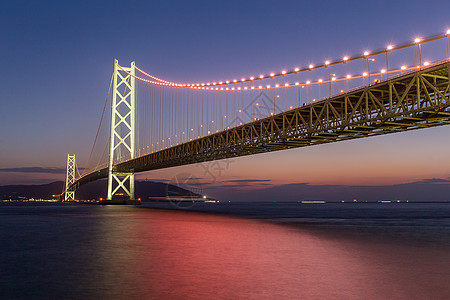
(0, 201), (449, 300)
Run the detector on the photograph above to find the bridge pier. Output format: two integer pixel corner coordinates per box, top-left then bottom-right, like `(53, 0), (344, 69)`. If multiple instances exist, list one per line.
(99, 199), (141, 205)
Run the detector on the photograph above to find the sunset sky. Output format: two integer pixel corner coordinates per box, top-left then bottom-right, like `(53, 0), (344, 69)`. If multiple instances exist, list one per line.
(1, 0), (450, 199)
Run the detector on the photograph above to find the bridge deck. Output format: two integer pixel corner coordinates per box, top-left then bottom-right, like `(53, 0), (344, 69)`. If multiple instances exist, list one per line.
(75, 61), (450, 188)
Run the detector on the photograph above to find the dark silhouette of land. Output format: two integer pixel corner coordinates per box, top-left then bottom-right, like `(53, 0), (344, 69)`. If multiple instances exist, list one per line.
(1, 178), (450, 202)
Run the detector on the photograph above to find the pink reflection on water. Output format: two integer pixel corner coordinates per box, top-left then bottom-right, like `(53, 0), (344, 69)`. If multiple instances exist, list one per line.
(96, 209), (450, 299)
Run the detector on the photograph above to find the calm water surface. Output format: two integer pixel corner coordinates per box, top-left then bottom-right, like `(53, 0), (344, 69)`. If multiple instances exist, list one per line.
(0, 202), (449, 299)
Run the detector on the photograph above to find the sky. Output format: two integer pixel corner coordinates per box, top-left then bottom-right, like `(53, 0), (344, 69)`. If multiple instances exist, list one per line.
(1, 0), (450, 200)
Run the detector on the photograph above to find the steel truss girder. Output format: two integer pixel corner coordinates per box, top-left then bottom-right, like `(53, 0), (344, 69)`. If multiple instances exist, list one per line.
(65, 154), (76, 201)
(75, 61), (450, 188)
(107, 60), (135, 201)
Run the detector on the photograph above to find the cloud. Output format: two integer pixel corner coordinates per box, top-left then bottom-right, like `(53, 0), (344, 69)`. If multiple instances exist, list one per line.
(417, 178), (450, 184)
(225, 179), (272, 183)
(137, 178), (170, 183)
(0, 167), (67, 174)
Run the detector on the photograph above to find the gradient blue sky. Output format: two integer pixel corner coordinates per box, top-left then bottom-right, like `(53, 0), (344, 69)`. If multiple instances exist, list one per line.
(1, 0), (450, 196)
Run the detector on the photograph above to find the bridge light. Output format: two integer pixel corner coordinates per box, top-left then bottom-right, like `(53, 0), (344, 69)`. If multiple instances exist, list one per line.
(233, 79), (237, 83)
(447, 29), (450, 35)
(414, 38), (421, 43)
(266, 85), (271, 88)
(260, 75), (264, 79)
(295, 82), (299, 85)
(241, 78), (246, 81)
(231, 87), (235, 90)
(290, 106), (293, 109)
(306, 81), (310, 84)
(238, 110), (242, 112)
(325, 60), (330, 65)
(381, 69), (386, 73)
(285, 83), (289, 86)
(318, 79), (323, 83)
(270, 73), (275, 77)
(219, 81), (223, 84)
(387, 45), (393, 50)
(250, 76), (255, 80)
(309, 64), (314, 69)
(226, 80), (230, 84)
(332, 77), (336, 81)
(275, 84), (280, 87)
(213, 82), (216, 85)
(259, 85), (263, 89)
(346, 75), (351, 79)
(364, 51), (369, 56)
(401, 66), (406, 70)
(282, 70), (287, 74)
(294, 67), (300, 72)
(363, 72), (368, 76)
(251, 86), (255, 89)
(343, 56), (349, 61)
(424, 61), (429, 66)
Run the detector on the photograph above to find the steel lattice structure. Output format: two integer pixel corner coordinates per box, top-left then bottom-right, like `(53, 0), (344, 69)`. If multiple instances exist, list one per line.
(65, 154), (76, 201)
(106, 60), (136, 201)
(73, 61), (450, 188)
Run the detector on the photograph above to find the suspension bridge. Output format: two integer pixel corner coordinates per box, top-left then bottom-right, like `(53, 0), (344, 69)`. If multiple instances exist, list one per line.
(63, 29), (450, 204)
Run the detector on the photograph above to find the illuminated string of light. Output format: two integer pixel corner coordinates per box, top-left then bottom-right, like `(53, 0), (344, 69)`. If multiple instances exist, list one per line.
(122, 62), (438, 91)
(127, 29), (450, 88)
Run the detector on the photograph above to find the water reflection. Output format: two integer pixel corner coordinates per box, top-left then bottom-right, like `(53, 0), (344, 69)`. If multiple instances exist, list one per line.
(92, 207), (450, 299)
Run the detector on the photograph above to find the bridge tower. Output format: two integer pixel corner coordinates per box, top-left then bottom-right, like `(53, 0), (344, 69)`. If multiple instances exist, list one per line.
(105, 59), (139, 204)
(65, 154), (76, 201)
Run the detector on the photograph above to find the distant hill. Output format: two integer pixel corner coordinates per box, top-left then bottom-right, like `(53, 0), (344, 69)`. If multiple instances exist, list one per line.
(0, 182), (64, 200)
(0, 180), (199, 200)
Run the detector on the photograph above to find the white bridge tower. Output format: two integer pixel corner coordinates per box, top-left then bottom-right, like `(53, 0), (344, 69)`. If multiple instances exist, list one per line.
(106, 59), (137, 204)
(65, 154), (76, 201)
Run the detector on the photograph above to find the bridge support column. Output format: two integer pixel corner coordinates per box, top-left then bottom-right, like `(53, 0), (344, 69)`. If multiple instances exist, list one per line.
(65, 154), (76, 201)
(105, 59), (140, 205)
